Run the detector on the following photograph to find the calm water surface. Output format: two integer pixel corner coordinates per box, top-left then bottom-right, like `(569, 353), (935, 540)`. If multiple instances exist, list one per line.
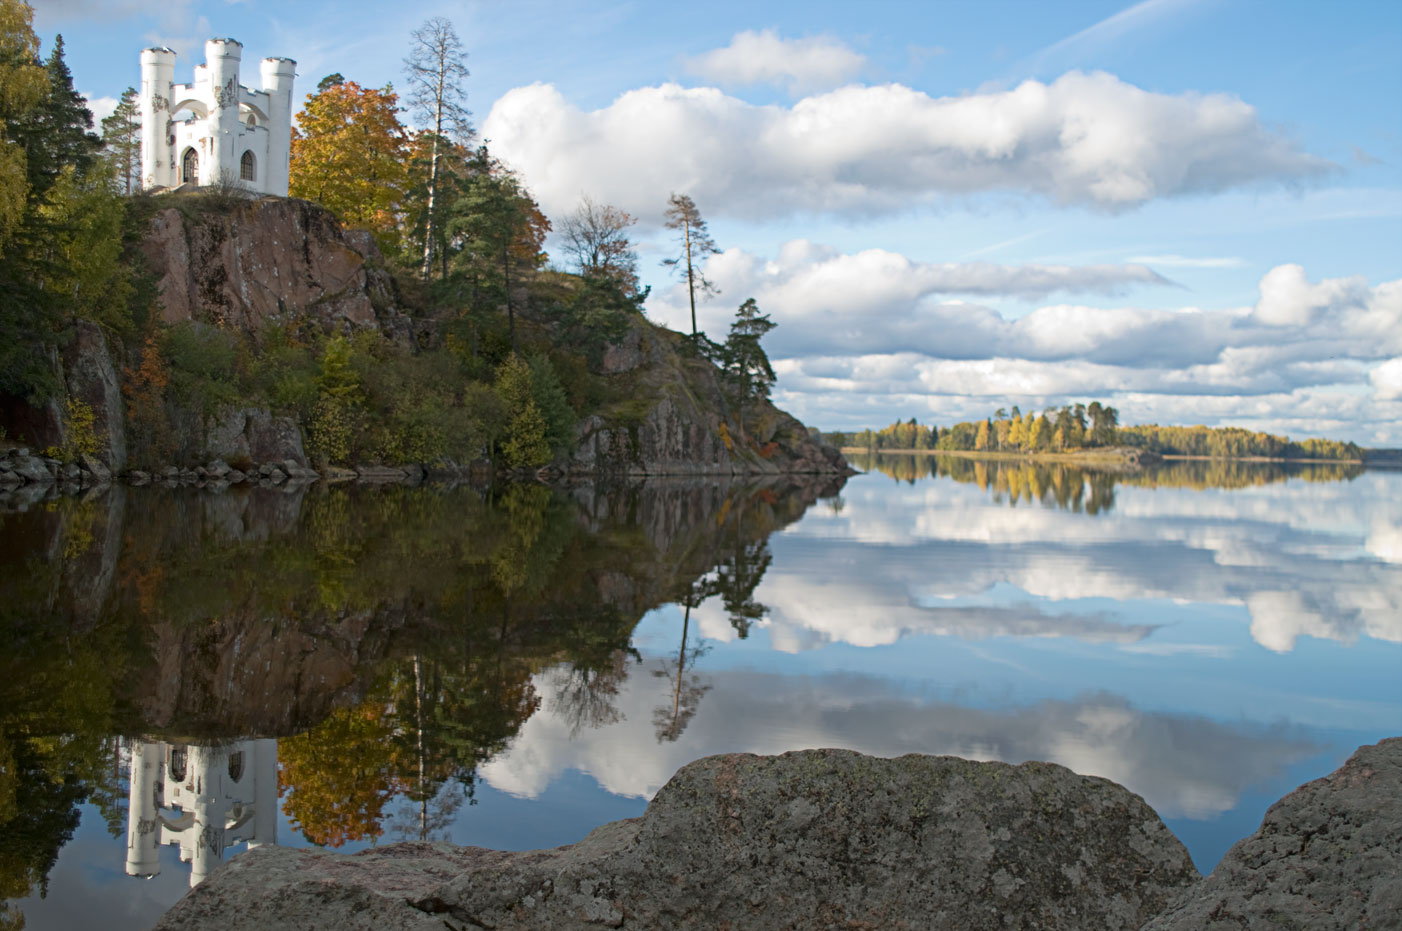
(3, 456), (1399, 930)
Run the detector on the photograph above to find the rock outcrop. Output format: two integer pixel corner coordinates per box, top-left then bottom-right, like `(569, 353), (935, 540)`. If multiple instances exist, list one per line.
(154, 748), (1197, 931)
(1143, 737), (1402, 931)
(569, 323), (847, 476)
(139, 195), (410, 339)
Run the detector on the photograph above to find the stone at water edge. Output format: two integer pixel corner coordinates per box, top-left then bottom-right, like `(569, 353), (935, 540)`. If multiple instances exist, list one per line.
(154, 748), (1198, 931)
(1143, 736), (1402, 931)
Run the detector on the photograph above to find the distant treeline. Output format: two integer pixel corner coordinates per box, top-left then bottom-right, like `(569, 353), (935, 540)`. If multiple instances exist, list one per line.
(824, 402), (1364, 461)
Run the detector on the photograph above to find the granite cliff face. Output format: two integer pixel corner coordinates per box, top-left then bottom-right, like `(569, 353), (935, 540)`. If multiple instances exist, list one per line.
(139, 196), (412, 340)
(569, 323), (847, 476)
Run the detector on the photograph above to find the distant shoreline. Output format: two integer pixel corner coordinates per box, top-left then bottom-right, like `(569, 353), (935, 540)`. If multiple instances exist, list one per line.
(839, 447), (1366, 466)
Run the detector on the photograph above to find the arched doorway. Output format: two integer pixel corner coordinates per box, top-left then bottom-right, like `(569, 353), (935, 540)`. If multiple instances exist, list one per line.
(181, 147), (199, 183)
(240, 150), (256, 183)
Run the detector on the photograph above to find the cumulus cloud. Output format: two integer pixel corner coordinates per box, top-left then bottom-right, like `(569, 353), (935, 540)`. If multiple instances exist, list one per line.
(1253, 263), (1372, 327)
(684, 29), (866, 95)
(1370, 357), (1402, 400)
(643, 248), (1401, 442)
(484, 71), (1330, 221)
(83, 93), (119, 125)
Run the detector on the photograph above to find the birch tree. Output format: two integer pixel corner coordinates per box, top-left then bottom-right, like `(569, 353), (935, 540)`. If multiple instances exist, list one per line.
(405, 17), (472, 279)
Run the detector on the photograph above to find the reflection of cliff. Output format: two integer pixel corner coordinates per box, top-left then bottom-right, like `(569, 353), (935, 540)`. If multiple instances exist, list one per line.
(0, 477), (837, 864)
(125, 739), (277, 888)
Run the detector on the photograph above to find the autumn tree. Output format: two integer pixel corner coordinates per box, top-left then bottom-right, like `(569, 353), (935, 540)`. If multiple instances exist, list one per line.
(662, 193), (719, 339)
(0, 0), (48, 248)
(290, 78), (410, 252)
(404, 16), (471, 278)
(560, 196), (641, 296)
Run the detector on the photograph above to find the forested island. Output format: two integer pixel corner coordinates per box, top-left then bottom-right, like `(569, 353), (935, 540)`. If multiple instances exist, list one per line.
(825, 403), (1367, 462)
(0, 8), (842, 488)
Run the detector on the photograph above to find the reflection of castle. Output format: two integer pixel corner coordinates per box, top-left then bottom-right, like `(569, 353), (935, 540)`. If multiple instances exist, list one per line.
(125, 739), (277, 887)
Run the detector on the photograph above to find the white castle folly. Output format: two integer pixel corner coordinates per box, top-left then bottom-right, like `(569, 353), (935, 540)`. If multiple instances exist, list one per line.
(140, 38), (295, 196)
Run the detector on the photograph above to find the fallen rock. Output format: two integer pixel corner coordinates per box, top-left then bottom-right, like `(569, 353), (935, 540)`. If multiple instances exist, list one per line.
(10, 454), (54, 485)
(1143, 737), (1402, 931)
(154, 749), (1197, 931)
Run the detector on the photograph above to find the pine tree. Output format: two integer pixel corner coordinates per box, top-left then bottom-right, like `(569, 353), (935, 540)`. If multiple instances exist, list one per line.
(19, 35), (101, 197)
(100, 86), (141, 194)
(720, 298), (777, 442)
(662, 193), (719, 339)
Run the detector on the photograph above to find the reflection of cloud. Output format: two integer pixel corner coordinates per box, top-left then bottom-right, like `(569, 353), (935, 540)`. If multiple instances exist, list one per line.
(1367, 517), (1402, 564)
(760, 570), (1156, 651)
(776, 473), (1402, 652)
(481, 666), (1319, 822)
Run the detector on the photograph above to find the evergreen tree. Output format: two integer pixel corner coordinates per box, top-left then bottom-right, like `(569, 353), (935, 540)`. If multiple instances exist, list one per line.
(661, 193), (719, 339)
(720, 298), (777, 441)
(19, 35), (100, 198)
(100, 86), (140, 194)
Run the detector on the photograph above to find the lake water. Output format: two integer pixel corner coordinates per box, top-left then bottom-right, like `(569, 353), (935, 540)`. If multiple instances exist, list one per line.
(3, 456), (1399, 930)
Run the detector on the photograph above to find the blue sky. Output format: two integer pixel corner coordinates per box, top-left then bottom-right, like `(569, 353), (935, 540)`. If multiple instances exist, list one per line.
(30, 0), (1402, 444)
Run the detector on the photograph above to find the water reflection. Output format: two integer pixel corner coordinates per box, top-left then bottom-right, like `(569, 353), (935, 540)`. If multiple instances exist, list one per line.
(124, 740), (276, 887)
(850, 451), (1365, 513)
(1, 462), (1398, 926)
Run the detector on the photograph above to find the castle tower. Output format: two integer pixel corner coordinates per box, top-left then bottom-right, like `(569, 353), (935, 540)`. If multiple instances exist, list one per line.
(259, 58), (296, 197)
(139, 48), (175, 189)
(203, 38), (243, 185)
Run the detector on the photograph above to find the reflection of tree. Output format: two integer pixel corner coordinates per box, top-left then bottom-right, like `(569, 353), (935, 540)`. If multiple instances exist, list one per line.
(718, 540), (770, 639)
(549, 604), (638, 737)
(855, 453), (1363, 513)
(277, 705), (398, 847)
(652, 579), (714, 744)
(0, 568), (129, 917)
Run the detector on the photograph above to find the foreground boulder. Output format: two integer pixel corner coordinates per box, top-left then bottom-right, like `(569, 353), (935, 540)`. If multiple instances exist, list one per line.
(155, 748), (1197, 931)
(1144, 737), (1402, 931)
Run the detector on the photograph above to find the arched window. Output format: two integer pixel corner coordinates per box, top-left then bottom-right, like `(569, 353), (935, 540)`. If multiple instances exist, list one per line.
(240, 150), (256, 182)
(169, 746), (187, 782)
(227, 750), (244, 782)
(181, 147), (198, 183)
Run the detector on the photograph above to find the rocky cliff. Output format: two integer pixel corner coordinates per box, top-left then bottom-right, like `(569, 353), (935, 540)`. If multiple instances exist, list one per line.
(2, 193), (844, 484)
(568, 323), (847, 476)
(139, 195), (413, 340)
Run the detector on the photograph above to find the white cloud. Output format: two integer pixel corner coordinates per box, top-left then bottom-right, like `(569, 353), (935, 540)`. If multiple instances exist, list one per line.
(1370, 357), (1402, 400)
(1129, 254), (1245, 269)
(642, 250), (1401, 443)
(684, 29), (867, 95)
(485, 71), (1329, 222)
(83, 93), (119, 126)
(1253, 263), (1371, 327)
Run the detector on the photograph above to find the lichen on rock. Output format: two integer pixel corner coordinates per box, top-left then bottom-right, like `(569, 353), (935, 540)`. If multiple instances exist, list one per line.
(154, 748), (1199, 931)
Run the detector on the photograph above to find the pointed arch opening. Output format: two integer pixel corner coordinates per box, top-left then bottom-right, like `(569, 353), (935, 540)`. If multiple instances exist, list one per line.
(240, 150), (256, 182)
(181, 147), (199, 183)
